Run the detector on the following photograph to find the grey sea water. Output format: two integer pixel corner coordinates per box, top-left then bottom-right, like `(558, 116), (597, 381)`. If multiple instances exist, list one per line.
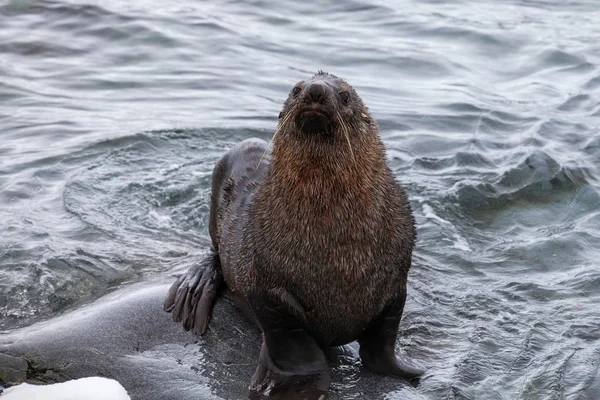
(1, 0), (599, 398)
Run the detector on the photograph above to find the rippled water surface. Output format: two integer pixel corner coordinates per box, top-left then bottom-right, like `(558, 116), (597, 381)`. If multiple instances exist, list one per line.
(1, 0), (599, 398)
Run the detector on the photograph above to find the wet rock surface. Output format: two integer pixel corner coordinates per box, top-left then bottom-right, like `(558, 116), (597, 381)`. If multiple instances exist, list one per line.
(0, 283), (420, 400)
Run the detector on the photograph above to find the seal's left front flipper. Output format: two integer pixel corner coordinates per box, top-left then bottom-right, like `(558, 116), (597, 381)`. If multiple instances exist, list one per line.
(247, 288), (330, 400)
(163, 249), (224, 335)
(358, 294), (425, 379)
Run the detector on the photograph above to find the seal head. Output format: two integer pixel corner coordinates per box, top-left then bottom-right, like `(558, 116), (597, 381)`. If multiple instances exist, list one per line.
(281, 72), (370, 141)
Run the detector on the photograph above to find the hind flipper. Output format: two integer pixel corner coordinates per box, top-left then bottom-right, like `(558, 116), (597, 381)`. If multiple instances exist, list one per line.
(164, 249), (224, 335)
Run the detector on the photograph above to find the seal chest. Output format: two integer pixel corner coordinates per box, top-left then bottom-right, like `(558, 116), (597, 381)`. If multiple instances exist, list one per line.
(251, 156), (408, 346)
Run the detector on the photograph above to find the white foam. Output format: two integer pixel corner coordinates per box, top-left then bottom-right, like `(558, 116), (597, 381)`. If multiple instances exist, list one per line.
(422, 203), (471, 252)
(1, 377), (130, 400)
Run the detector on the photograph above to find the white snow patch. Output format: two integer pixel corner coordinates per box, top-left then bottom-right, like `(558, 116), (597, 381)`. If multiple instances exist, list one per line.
(1, 377), (130, 400)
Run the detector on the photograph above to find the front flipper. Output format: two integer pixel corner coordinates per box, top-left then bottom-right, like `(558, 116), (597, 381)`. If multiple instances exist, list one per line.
(163, 249), (224, 335)
(248, 288), (330, 400)
(358, 294), (425, 379)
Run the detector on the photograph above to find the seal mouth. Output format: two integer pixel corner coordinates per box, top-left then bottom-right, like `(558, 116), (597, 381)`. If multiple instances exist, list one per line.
(296, 107), (332, 135)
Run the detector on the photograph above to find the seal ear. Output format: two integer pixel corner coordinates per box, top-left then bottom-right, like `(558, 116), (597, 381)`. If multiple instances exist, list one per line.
(361, 113), (371, 124)
(278, 111), (283, 119)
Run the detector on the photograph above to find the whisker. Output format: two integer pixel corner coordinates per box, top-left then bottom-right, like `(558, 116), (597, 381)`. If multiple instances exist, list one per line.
(337, 111), (355, 166)
(256, 104), (297, 168)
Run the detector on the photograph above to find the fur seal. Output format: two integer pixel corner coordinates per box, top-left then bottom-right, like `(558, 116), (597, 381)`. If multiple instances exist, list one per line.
(164, 71), (424, 399)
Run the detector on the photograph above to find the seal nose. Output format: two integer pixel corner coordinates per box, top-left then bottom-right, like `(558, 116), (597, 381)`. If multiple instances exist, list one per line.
(307, 82), (327, 104)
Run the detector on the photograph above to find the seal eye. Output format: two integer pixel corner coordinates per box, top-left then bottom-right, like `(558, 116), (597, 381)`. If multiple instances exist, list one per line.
(339, 91), (350, 104)
(292, 86), (302, 97)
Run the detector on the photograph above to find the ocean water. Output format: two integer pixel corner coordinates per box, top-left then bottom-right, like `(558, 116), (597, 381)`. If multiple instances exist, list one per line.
(1, 0), (599, 398)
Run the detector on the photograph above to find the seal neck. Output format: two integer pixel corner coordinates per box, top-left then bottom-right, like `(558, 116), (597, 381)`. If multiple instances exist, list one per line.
(252, 131), (399, 266)
(264, 132), (390, 212)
